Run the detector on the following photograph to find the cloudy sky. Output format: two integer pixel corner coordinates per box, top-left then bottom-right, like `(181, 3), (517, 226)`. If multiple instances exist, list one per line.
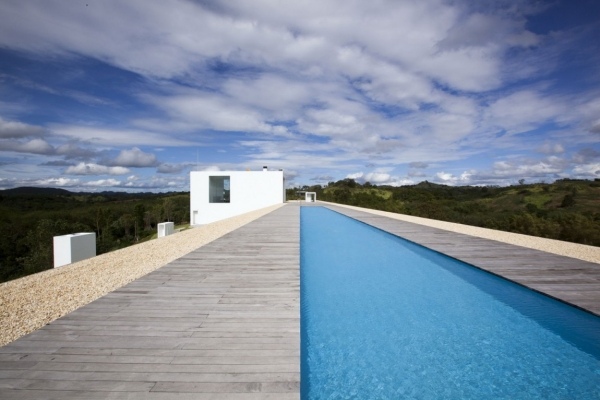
(1, 0), (599, 191)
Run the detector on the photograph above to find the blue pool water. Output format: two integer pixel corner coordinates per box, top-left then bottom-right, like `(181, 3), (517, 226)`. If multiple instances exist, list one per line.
(300, 207), (600, 399)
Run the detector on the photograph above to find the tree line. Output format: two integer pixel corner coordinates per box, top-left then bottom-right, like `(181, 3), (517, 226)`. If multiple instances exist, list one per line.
(2, 179), (598, 283)
(0, 188), (190, 283)
(288, 178), (600, 247)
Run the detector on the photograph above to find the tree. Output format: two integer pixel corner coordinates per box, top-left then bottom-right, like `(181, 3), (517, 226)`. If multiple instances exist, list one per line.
(163, 198), (174, 222)
(334, 188), (351, 203)
(561, 194), (575, 208)
(144, 210), (154, 230)
(94, 206), (109, 242)
(22, 219), (89, 275)
(120, 214), (134, 237)
(133, 203), (145, 239)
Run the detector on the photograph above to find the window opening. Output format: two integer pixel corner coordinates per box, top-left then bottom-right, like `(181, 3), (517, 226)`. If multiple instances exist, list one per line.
(209, 176), (230, 203)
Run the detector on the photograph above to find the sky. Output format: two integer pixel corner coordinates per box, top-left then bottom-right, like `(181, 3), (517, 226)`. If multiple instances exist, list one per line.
(0, 0), (599, 191)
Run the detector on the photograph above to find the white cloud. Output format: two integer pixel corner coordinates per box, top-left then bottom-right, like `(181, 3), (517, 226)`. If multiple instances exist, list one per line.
(346, 171), (413, 186)
(435, 171), (473, 186)
(19, 139), (54, 154)
(32, 177), (80, 187)
(157, 163), (189, 174)
(492, 157), (568, 177)
(485, 90), (565, 135)
(122, 175), (187, 190)
(439, 12), (539, 50)
(310, 174), (334, 182)
(0, 138), (54, 154)
(573, 148), (600, 163)
(65, 162), (130, 175)
(408, 169), (427, 178)
(222, 74), (312, 117)
(409, 162), (429, 169)
(421, 47), (502, 92)
(0, 118), (44, 138)
(112, 147), (159, 167)
(572, 163), (600, 177)
(51, 125), (196, 147)
(55, 143), (97, 159)
(452, 156), (573, 186)
(153, 91), (290, 136)
(538, 143), (565, 154)
(0, 0), (596, 188)
(84, 179), (122, 187)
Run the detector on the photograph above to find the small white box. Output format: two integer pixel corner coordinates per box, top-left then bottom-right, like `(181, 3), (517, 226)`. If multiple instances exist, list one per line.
(158, 222), (175, 238)
(305, 192), (317, 202)
(53, 232), (96, 268)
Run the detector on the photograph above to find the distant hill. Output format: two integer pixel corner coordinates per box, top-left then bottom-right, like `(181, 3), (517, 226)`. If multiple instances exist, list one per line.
(0, 187), (182, 198)
(0, 187), (73, 196)
(414, 180), (445, 188)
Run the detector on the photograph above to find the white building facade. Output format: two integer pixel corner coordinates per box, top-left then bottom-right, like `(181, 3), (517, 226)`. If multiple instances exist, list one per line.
(190, 169), (285, 225)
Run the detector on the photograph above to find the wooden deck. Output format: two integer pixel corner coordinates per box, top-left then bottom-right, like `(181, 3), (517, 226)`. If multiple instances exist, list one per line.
(323, 204), (600, 316)
(0, 205), (300, 400)
(2, 202), (599, 399)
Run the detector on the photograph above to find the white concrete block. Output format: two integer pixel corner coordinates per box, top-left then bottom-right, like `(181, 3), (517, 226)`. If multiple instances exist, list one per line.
(158, 222), (175, 237)
(305, 192), (317, 202)
(53, 232), (96, 268)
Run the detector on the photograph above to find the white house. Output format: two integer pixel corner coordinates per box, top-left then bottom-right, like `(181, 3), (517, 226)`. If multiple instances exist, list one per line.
(190, 167), (285, 225)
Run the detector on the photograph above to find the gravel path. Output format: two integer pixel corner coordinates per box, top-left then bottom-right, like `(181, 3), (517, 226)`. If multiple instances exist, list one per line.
(321, 201), (600, 264)
(0, 204), (284, 347)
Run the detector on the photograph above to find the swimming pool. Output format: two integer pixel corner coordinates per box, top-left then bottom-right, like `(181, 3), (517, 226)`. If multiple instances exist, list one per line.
(300, 207), (600, 399)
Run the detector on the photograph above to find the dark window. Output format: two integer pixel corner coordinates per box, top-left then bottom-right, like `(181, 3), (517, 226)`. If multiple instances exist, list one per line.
(209, 176), (230, 203)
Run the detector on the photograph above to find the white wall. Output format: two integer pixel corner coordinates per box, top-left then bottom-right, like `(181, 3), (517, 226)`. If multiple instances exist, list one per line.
(190, 170), (284, 225)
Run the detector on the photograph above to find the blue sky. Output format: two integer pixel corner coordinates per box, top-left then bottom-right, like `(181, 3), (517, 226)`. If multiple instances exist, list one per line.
(0, 0), (599, 191)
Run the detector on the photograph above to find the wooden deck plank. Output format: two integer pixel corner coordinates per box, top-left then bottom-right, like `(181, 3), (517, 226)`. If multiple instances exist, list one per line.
(0, 389), (299, 400)
(0, 205), (300, 399)
(325, 204), (600, 316)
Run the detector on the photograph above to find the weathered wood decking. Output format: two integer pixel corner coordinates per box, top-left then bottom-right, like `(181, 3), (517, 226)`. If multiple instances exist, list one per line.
(0, 205), (300, 399)
(324, 204), (600, 316)
(1, 202), (599, 399)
